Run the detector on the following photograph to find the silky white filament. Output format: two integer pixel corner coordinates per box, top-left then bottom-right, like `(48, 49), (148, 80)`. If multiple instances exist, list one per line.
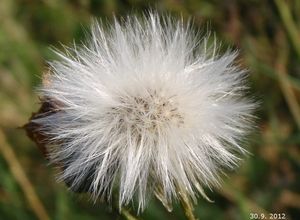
(34, 12), (256, 212)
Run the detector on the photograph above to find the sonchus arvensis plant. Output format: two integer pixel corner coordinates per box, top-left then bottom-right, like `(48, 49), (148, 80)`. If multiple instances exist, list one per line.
(26, 12), (256, 215)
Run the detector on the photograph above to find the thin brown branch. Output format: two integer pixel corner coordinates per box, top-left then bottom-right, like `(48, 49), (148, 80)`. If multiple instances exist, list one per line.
(0, 130), (50, 220)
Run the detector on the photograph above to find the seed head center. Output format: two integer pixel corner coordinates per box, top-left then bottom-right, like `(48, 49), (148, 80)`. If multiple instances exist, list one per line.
(114, 91), (184, 133)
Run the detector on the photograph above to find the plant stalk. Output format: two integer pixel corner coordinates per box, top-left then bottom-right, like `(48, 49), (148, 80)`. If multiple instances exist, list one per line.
(178, 190), (198, 220)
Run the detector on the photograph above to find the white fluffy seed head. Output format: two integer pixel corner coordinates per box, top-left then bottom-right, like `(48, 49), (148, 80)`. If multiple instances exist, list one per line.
(34, 12), (256, 212)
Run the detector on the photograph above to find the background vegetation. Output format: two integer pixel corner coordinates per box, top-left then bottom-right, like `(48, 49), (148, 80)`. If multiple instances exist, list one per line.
(0, 0), (299, 219)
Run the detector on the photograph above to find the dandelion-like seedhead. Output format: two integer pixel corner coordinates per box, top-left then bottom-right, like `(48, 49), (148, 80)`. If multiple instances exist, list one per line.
(32, 12), (256, 212)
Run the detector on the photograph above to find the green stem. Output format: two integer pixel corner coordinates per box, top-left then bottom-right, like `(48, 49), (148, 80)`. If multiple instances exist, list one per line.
(274, 0), (300, 59)
(120, 207), (139, 220)
(275, 33), (300, 130)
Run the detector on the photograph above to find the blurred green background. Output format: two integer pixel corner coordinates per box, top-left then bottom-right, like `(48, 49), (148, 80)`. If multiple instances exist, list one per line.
(0, 0), (299, 219)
